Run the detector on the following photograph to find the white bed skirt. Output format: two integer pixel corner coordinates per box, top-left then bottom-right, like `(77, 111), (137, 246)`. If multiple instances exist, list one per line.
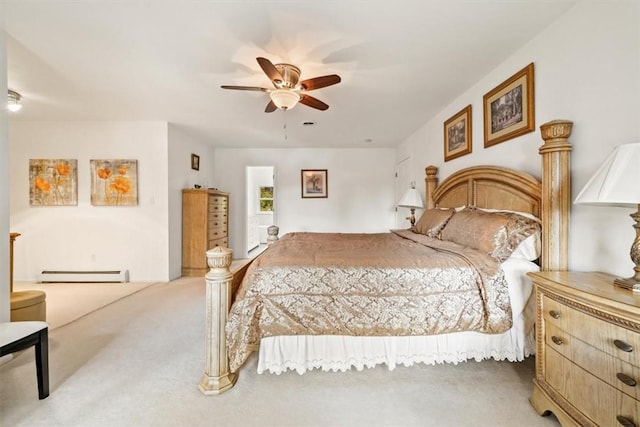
(258, 317), (535, 374)
(257, 258), (539, 375)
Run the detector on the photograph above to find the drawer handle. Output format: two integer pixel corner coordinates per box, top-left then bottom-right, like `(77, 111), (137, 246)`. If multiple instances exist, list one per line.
(617, 373), (637, 387)
(614, 339), (634, 353)
(549, 310), (561, 319)
(617, 415), (636, 427)
(551, 336), (564, 346)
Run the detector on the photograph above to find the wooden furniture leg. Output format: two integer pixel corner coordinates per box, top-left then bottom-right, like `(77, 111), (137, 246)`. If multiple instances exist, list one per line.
(9, 232), (20, 293)
(34, 328), (49, 399)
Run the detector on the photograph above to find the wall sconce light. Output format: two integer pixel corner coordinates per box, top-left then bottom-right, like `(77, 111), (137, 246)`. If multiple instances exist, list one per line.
(8, 90), (23, 112)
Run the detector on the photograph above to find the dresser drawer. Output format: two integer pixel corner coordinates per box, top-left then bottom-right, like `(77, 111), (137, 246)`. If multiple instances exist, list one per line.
(209, 197), (227, 210)
(208, 226), (227, 239)
(208, 211), (228, 224)
(209, 237), (228, 249)
(542, 294), (640, 368)
(546, 322), (640, 400)
(546, 347), (640, 427)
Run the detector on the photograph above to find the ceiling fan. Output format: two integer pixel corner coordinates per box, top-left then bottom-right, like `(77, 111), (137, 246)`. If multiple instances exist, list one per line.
(221, 57), (341, 112)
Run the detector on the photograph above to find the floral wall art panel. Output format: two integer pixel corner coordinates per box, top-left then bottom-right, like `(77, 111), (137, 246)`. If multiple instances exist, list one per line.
(90, 159), (138, 206)
(29, 159), (78, 206)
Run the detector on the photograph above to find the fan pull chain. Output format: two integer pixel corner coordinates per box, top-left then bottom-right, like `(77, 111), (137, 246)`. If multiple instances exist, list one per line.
(283, 109), (288, 141)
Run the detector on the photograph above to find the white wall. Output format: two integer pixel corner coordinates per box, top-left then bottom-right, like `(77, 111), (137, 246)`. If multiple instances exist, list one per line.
(167, 124), (215, 279)
(397, 1), (640, 277)
(9, 121), (172, 281)
(0, 20), (9, 321)
(214, 148), (396, 256)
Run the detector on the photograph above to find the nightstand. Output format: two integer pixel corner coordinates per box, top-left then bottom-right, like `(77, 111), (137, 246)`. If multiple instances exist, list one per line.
(528, 271), (640, 427)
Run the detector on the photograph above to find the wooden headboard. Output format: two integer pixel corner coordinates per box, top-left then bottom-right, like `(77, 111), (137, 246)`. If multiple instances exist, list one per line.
(426, 166), (541, 217)
(423, 120), (573, 272)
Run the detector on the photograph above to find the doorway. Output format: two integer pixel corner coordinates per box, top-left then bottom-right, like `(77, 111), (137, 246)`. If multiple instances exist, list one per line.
(395, 157), (411, 229)
(246, 166), (275, 258)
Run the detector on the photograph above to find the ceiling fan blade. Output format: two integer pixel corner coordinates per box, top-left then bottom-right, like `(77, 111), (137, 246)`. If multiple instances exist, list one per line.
(265, 100), (277, 113)
(299, 74), (341, 91)
(299, 94), (329, 111)
(256, 57), (284, 87)
(221, 85), (268, 92)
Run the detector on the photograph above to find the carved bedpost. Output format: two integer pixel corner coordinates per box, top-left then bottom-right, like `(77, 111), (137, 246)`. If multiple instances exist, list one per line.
(425, 166), (438, 209)
(199, 247), (237, 395)
(539, 120), (573, 271)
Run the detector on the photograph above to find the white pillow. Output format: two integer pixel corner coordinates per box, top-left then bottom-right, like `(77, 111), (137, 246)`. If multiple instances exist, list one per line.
(508, 232), (541, 261)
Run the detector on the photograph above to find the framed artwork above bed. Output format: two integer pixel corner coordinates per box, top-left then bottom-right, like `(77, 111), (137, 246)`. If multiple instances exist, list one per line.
(483, 63), (535, 148)
(444, 105), (472, 162)
(301, 169), (328, 198)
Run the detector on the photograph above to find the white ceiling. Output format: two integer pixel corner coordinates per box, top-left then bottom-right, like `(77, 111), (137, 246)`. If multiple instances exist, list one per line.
(4, 1), (579, 148)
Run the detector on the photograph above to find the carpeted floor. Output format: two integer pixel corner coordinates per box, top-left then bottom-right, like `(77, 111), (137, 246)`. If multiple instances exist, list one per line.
(1, 277), (560, 427)
(13, 281), (158, 329)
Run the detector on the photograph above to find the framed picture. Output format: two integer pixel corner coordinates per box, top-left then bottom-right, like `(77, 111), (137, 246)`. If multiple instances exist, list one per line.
(444, 105), (472, 162)
(301, 169), (328, 198)
(90, 159), (139, 206)
(29, 159), (78, 206)
(191, 153), (200, 171)
(483, 63), (535, 148)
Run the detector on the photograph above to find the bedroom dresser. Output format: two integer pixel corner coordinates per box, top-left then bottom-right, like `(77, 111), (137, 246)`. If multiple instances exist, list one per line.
(182, 189), (229, 276)
(529, 271), (640, 426)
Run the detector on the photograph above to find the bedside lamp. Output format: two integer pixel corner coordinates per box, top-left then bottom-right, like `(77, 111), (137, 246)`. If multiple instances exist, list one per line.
(398, 185), (424, 228)
(574, 142), (640, 291)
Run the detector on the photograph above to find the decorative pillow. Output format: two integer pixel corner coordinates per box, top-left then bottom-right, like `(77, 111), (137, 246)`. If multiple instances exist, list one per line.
(476, 207), (542, 261)
(439, 207), (541, 261)
(413, 208), (455, 238)
(476, 207), (540, 221)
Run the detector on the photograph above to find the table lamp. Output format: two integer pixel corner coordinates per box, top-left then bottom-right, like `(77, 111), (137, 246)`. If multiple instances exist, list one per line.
(574, 142), (640, 290)
(398, 185), (424, 228)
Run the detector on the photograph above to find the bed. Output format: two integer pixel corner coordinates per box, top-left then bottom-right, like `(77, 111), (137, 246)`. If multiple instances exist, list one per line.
(199, 119), (573, 394)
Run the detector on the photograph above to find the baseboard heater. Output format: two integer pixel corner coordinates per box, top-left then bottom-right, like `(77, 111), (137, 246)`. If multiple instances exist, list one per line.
(37, 270), (130, 283)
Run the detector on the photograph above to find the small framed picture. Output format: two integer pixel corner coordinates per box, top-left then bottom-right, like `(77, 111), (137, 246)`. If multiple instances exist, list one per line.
(301, 169), (328, 198)
(483, 63), (535, 148)
(191, 153), (200, 171)
(444, 105), (472, 162)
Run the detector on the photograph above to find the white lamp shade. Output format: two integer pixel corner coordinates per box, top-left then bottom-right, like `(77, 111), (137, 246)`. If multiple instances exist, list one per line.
(269, 89), (300, 110)
(574, 142), (640, 207)
(398, 188), (424, 209)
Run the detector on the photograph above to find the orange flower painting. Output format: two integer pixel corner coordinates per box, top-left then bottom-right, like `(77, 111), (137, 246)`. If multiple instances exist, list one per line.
(29, 159), (78, 206)
(90, 159), (138, 206)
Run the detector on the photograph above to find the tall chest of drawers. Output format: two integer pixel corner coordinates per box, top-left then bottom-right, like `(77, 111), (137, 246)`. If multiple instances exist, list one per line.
(529, 271), (640, 427)
(182, 189), (229, 276)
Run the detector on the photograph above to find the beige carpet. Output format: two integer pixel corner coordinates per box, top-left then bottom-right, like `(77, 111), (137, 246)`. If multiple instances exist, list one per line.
(13, 280), (159, 330)
(1, 277), (560, 427)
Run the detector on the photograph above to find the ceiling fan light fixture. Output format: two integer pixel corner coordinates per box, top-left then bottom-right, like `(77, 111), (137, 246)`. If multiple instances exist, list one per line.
(7, 89), (23, 112)
(269, 89), (300, 110)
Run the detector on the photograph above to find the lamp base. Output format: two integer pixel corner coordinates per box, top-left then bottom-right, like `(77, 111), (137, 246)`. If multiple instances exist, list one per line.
(407, 208), (416, 228)
(613, 277), (640, 292)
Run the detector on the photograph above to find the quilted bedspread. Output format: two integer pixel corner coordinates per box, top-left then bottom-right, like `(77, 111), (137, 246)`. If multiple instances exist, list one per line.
(226, 230), (512, 372)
